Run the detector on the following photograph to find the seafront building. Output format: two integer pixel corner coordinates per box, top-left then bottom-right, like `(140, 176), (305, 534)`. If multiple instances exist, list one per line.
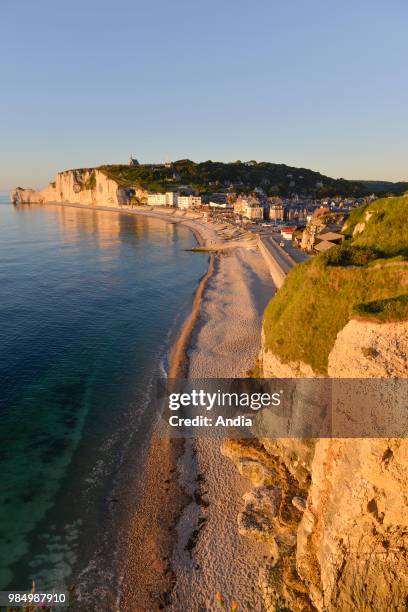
(234, 195), (264, 220)
(209, 201), (232, 209)
(147, 192), (179, 206)
(244, 202), (264, 220)
(146, 192), (201, 208)
(233, 196), (246, 215)
(166, 192), (178, 207)
(269, 197), (284, 222)
(233, 195), (264, 220)
(177, 195), (202, 209)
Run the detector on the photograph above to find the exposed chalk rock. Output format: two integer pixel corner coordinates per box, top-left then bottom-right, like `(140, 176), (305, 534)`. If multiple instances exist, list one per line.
(228, 317), (408, 610)
(11, 169), (149, 207)
(235, 459), (276, 487)
(328, 318), (408, 377)
(238, 486), (281, 559)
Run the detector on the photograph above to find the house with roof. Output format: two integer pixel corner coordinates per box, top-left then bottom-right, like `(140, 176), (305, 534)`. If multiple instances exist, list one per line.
(313, 230), (344, 253)
(281, 227), (297, 240)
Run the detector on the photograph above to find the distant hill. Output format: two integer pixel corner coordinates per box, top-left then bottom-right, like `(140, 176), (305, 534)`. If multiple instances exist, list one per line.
(358, 180), (408, 195)
(98, 160), (369, 198)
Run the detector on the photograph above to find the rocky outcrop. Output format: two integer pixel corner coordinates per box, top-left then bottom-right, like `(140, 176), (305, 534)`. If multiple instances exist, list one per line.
(296, 318), (408, 611)
(225, 318), (408, 611)
(343, 209), (375, 237)
(297, 437), (408, 611)
(328, 318), (408, 376)
(11, 168), (147, 207)
(221, 437), (315, 610)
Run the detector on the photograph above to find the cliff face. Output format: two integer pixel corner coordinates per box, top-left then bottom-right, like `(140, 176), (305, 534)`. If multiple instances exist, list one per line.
(232, 196), (408, 609)
(298, 320), (408, 611)
(224, 319), (408, 610)
(11, 168), (144, 206)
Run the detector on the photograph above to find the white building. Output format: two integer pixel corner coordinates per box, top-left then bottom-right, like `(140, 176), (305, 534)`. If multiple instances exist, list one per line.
(177, 195), (202, 209)
(244, 203), (263, 220)
(209, 201), (232, 209)
(165, 192), (179, 207)
(147, 191), (179, 206)
(147, 193), (166, 206)
(235, 195), (263, 220)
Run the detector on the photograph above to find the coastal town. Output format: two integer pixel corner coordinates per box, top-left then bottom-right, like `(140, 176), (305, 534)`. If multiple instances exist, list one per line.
(3, 0), (408, 608)
(8, 159), (408, 611)
(12, 155), (382, 259)
(126, 155), (378, 256)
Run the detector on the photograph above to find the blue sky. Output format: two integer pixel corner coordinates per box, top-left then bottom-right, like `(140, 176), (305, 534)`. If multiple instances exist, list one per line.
(1, 0), (407, 192)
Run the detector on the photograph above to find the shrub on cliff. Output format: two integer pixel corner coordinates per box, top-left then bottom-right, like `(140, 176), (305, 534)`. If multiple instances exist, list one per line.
(322, 244), (380, 267)
(353, 294), (408, 322)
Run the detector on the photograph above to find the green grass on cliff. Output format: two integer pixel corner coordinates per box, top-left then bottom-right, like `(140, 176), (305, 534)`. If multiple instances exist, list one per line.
(263, 195), (408, 374)
(353, 294), (408, 323)
(342, 194), (408, 257)
(99, 164), (173, 193)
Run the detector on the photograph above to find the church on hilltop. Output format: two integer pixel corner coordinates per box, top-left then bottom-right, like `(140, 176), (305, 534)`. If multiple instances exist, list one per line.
(128, 154), (139, 166)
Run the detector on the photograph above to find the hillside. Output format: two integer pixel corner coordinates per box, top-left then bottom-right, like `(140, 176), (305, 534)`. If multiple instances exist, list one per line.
(98, 160), (368, 197)
(262, 194), (408, 373)
(359, 179), (408, 195)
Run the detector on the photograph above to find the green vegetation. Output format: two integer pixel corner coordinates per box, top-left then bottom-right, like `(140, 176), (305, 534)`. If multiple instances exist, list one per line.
(322, 244), (380, 267)
(263, 195), (408, 374)
(99, 164), (174, 193)
(343, 194), (408, 257)
(98, 160), (368, 198)
(83, 170), (96, 191)
(359, 180), (408, 196)
(353, 294), (408, 323)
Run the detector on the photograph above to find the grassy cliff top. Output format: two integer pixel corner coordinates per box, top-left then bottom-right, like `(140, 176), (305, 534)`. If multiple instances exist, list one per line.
(343, 194), (408, 257)
(98, 160), (368, 197)
(263, 195), (408, 374)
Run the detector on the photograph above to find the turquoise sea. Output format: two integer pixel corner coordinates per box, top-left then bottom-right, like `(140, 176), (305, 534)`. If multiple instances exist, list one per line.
(0, 198), (207, 606)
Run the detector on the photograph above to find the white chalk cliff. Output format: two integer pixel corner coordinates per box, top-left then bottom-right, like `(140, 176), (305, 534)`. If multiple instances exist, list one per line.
(223, 317), (408, 611)
(11, 168), (145, 207)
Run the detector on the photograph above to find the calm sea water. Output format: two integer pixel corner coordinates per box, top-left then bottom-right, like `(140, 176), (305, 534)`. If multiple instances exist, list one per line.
(0, 199), (207, 604)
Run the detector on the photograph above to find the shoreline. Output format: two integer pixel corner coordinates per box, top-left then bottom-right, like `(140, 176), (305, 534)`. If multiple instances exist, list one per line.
(168, 253), (215, 379)
(120, 244), (275, 610)
(94, 201), (224, 611)
(119, 251), (218, 610)
(115, 202), (274, 610)
(15, 199), (272, 609)
(13, 200), (256, 252)
(20, 198), (218, 610)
